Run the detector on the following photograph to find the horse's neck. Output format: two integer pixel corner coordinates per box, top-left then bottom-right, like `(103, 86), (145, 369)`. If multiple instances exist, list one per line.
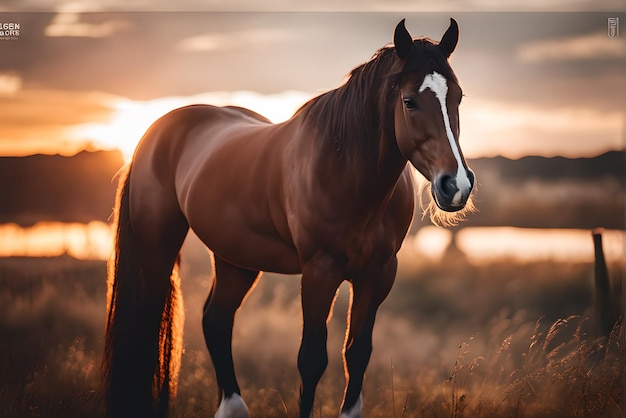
(298, 96), (406, 208)
(336, 91), (406, 200)
(360, 134), (408, 208)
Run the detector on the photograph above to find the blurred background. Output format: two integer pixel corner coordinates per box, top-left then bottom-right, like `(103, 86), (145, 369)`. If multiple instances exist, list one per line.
(0, 2), (624, 417)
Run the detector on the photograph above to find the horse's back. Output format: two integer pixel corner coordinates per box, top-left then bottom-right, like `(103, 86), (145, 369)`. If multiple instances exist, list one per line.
(131, 105), (267, 182)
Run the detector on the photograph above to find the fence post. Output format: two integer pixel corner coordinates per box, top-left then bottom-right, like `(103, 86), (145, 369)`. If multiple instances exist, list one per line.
(592, 228), (613, 336)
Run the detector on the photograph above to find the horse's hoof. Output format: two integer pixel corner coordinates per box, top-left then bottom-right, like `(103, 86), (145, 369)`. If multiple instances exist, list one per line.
(215, 393), (250, 418)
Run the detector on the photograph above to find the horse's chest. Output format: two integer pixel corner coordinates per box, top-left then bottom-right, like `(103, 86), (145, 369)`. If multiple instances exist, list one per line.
(345, 241), (375, 272)
(343, 228), (393, 273)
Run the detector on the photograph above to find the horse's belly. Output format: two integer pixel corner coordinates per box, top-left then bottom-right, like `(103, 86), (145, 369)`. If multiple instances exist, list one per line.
(192, 222), (302, 274)
(174, 115), (300, 273)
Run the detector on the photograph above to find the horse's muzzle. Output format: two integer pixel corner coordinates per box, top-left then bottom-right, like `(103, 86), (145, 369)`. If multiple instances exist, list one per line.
(432, 169), (475, 212)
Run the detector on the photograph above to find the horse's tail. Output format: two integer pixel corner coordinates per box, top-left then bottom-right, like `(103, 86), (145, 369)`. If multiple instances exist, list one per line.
(103, 165), (184, 418)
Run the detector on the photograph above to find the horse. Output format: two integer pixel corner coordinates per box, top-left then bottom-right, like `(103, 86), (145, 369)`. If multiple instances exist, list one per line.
(103, 18), (475, 418)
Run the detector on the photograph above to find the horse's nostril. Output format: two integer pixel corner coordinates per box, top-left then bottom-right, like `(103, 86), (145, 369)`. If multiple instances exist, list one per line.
(467, 169), (475, 189)
(438, 175), (457, 198)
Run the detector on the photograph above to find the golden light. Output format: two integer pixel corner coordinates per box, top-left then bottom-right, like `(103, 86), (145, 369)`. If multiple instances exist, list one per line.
(456, 227), (625, 265)
(0, 221), (113, 260)
(460, 98), (624, 159)
(69, 91), (312, 162)
(412, 226), (453, 262)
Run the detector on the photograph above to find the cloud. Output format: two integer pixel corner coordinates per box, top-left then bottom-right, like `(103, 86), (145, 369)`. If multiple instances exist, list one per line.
(4, 0), (144, 12)
(177, 28), (293, 52)
(457, 0), (623, 11)
(0, 86), (311, 158)
(44, 12), (129, 37)
(461, 98), (624, 158)
(517, 32), (625, 62)
(0, 89), (118, 156)
(69, 90), (312, 160)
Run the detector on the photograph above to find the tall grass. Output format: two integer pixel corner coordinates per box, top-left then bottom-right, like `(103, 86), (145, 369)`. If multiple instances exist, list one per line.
(0, 255), (623, 417)
(437, 316), (624, 418)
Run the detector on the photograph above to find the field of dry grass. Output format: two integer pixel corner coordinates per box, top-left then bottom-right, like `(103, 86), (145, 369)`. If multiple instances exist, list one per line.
(0, 246), (623, 417)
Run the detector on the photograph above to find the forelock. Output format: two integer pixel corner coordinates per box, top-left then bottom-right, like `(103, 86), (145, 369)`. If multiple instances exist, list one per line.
(401, 38), (457, 83)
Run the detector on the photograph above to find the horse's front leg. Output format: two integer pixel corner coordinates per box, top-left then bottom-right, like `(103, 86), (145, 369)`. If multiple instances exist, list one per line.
(298, 256), (344, 418)
(340, 256), (397, 418)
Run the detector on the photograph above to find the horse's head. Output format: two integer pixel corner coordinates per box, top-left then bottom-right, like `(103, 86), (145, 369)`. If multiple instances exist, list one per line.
(392, 19), (475, 223)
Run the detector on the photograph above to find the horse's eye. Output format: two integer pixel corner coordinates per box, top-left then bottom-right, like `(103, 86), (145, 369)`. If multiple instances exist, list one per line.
(403, 97), (418, 110)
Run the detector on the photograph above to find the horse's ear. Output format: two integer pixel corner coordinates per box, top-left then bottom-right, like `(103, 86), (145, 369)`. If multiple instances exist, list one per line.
(394, 19), (413, 60)
(439, 18), (459, 58)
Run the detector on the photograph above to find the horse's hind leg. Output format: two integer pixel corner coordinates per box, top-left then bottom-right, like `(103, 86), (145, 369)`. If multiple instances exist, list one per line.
(203, 256), (260, 417)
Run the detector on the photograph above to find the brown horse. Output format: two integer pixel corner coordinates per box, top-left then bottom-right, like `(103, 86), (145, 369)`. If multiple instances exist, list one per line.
(103, 18), (474, 418)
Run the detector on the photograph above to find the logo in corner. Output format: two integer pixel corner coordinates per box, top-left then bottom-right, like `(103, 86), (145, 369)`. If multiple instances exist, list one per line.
(608, 18), (619, 38)
(0, 22), (20, 40)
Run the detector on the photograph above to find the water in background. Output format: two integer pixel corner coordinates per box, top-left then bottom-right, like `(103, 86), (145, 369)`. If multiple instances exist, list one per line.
(0, 222), (623, 265)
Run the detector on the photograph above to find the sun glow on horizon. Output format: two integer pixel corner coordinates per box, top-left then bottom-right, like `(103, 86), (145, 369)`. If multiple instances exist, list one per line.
(1, 86), (621, 161)
(68, 90), (312, 161)
(460, 98), (625, 159)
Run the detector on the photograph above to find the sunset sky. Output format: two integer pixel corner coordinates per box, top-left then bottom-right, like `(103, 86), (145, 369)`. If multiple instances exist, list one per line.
(0, 1), (624, 160)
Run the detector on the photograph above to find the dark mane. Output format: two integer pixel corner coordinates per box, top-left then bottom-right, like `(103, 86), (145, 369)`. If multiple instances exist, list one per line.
(297, 37), (456, 165)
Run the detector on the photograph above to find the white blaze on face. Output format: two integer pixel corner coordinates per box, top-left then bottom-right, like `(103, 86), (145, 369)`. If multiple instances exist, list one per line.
(419, 72), (471, 205)
(215, 393), (250, 418)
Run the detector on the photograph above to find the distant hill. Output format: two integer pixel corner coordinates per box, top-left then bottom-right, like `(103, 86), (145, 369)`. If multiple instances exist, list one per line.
(0, 149), (623, 229)
(461, 151), (625, 229)
(0, 151), (124, 226)
(469, 151), (625, 184)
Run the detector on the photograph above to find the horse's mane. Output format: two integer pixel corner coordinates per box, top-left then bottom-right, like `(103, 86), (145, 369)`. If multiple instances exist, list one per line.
(297, 37), (457, 165)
